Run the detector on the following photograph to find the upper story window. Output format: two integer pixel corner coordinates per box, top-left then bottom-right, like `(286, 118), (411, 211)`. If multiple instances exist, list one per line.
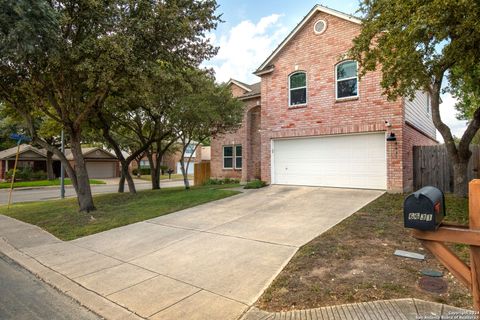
(336, 60), (358, 99)
(314, 20), (327, 34)
(289, 72), (307, 106)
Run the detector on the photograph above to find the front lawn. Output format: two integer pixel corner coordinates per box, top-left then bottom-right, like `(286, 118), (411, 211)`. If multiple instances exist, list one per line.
(0, 179), (105, 189)
(0, 185), (240, 241)
(258, 193), (472, 311)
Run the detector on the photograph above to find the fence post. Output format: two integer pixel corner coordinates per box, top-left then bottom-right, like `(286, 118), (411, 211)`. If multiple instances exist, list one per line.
(469, 180), (480, 311)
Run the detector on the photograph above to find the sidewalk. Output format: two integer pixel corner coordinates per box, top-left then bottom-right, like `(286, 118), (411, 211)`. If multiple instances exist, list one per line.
(241, 300), (476, 320)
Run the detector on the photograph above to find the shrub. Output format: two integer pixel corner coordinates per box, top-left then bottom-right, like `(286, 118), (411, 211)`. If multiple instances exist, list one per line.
(160, 165), (169, 174)
(204, 178), (240, 185)
(6, 168), (47, 181)
(32, 170), (47, 180)
(132, 168), (151, 176)
(244, 179), (267, 189)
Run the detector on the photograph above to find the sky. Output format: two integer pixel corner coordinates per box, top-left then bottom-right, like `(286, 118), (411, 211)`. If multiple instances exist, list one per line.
(204, 0), (468, 141)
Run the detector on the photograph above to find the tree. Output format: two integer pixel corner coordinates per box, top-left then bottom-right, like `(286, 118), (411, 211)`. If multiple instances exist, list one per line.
(174, 70), (244, 189)
(0, 103), (61, 180)
(0, 104), (21, 151)
(0, 0), (220, 211)
(95, 108), (156, 194)
(36, 118), (62, 180)
(350, 0), (480, 196)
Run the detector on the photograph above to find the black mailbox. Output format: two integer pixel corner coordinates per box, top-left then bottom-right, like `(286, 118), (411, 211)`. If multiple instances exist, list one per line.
(404, 186), (446, 231)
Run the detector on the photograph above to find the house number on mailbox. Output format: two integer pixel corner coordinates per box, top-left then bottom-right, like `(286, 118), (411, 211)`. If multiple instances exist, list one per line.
(407, 212), (433, 222)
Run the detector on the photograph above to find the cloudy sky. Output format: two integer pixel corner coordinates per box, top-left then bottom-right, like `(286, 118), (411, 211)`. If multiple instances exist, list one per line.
(204, 0), (467, 141)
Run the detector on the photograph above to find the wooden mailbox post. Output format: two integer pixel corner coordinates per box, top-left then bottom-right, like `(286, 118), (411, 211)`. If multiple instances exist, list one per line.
(412, 180), (480, 311)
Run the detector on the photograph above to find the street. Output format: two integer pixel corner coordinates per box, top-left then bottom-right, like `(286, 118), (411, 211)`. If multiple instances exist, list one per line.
(0, 179), (188, 204)
(0, 253), (100, 320)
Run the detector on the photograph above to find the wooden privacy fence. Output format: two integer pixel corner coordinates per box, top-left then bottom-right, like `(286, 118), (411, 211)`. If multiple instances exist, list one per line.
(413, 145), (480, 192)
(194, 162), (210, 186)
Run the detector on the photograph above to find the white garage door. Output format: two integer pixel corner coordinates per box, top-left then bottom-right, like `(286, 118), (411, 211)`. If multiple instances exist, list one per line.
(272, 133), (386, 189)
(86, 162), (116, 179)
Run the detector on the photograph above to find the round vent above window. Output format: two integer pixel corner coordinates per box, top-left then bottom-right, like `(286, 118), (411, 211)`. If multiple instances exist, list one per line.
(314, 20), (327, 34)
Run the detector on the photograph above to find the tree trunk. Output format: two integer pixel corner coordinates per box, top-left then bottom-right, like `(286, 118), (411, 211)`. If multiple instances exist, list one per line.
(124, 163), (136, 193)
(153, 150), (163, 190)
(69, 134), (95, 212)
(453, 159), (470, 197)
(429, 79), (471, 197)
(136, 159), (142, 177)
(46, 150), (55, 180)
(179, 158), (190, 190)
(146, 150), (160, 190)
(117, 159), (136, 194)
(118, 173), (126, 193)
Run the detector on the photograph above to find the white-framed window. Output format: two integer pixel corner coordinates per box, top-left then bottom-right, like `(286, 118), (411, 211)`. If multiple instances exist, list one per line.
(313, 19), (327, 34)
(289, 71), (307, 106)
(235, 145), (242, 169)
(139, 160), (150, 168)
(336, 60), (358, 99)
(223, 145), (242, 170)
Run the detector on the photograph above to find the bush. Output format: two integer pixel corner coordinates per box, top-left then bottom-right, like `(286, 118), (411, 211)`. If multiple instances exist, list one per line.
(132, 168), (151, 176)
(244, 179), (267, 189)
(160, 165), (169, 175)
(204, 178), (240, 185)
(32, 170), (47, 180)
(6, 168), (47, 181)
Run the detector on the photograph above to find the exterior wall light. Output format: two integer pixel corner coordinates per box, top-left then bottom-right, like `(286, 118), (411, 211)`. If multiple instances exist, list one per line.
(387, 132), (397, 142)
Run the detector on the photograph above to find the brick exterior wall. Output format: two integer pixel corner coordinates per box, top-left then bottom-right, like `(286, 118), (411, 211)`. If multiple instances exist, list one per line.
(258, 11), (405, 191)
(402, 123), (438, 192)
(210, 93), (261, 181)
(210, 9), (438, 192)
(230, 84), (248, 98)
(0, 160), (4, 180)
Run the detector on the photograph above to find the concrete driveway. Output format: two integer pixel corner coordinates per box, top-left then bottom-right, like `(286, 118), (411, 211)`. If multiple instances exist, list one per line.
(1, 186), (383, 320)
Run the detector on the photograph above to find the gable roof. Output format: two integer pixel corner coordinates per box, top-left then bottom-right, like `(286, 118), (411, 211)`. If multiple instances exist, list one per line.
(228, 79), (261, 100)
(0, 144), (118, 161)
(254, 5), (361, 75)
(59, 147), (117, 160)
(227, 79), (252, 92)
(0, 145), (46, 160)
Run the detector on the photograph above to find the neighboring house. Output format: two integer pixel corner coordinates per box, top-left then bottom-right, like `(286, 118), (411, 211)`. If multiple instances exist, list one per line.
(211, 5), (437, 192)
(0, 145), (121, 180)
(132, 143), (209, 175)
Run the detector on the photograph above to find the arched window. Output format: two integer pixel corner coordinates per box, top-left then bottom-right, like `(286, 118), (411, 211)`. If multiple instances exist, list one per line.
(289, 72), (307, 106)
(336, 61), (358, 99)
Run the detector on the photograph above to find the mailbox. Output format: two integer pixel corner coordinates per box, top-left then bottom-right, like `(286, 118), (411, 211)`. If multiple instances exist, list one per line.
(404, 186), (445, 231)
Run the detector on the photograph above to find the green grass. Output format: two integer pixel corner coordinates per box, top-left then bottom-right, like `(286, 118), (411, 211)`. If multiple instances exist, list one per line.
(0, 185), (240, 241)
(0, 179), (106, 189)
(137, 174), (192, 181)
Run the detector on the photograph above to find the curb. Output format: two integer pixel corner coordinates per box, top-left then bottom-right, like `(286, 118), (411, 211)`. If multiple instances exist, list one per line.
(0, 238), (143, 320)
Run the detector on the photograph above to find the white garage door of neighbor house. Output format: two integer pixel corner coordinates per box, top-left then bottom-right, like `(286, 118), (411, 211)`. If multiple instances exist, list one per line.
(272, 133), (387, 190)
(176, 162), (195, 175)
(86, 162), (116, 179)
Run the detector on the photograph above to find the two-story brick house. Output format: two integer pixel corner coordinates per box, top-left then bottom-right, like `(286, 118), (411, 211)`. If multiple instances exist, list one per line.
(211, 5), (437, 192)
